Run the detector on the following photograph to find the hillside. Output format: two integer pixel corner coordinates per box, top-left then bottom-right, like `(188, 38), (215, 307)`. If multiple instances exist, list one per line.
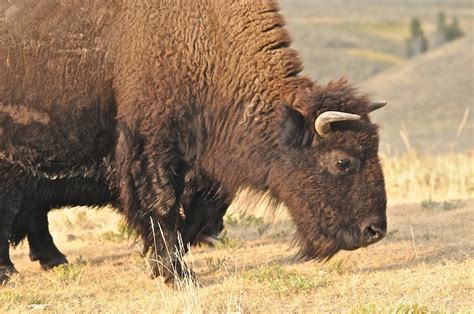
(281, 0), (473, 84)
(361, 36), (474, 154)
(280, 0), (474, 154)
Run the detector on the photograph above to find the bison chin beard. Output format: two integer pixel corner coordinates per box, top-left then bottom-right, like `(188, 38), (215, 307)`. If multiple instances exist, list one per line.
(295, 232), (342, 262)
(294, 224), (362, 261)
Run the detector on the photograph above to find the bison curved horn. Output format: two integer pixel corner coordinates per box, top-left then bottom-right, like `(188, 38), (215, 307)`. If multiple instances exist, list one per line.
(315, 111), (361, 137)
(367, 101), (387, 113)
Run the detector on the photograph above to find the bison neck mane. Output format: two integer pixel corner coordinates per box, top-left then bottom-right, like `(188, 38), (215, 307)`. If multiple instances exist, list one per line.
(172, 1), (316, 193)
(211, 1), (313, 121)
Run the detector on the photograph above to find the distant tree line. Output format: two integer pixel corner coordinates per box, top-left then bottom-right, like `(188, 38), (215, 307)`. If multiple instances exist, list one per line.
(406, 11), (464, 57)
(434, 12), (464, 46)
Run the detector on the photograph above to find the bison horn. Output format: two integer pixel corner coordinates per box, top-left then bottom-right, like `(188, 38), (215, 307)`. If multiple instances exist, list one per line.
(315, 111), (361, 137)
(367, 101), (387, 113)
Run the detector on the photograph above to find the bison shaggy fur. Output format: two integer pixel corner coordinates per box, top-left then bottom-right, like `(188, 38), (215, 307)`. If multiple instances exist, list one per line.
(0, 0), (387, 283)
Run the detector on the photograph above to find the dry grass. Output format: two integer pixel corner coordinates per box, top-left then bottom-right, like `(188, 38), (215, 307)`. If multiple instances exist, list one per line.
(348, 23), (410, 43)
(2, 153), (473, 312)
(345, 48), (404, 65)
(383, 152), (474, 203)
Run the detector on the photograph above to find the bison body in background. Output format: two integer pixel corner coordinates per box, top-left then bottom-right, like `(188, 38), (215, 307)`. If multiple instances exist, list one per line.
(1, 158), (225, 277)
(3, 161), (112, 270)
(0, 0), (387, 283)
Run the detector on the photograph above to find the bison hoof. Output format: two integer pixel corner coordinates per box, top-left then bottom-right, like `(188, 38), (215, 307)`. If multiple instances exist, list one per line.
(146, 254), (196, 287)
(162, 270), (198, 289)
(162, 265), (197, 286)
(40, 256), (69, 270)
(0, 265), (18, 285)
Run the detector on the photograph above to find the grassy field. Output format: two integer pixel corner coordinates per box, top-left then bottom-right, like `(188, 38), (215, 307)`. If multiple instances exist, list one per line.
(2, 153), (473, 312)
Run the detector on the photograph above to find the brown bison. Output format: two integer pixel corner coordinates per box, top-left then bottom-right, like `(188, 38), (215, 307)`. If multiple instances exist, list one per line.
(0, 0), (387, 283)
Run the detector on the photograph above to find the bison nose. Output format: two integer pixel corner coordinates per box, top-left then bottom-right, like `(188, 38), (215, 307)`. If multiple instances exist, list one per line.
(360, 217), (387, 246)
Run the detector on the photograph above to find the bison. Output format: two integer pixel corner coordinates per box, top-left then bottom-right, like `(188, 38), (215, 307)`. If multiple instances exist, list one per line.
(0, 0), (387, 284)
(1, 158), (226, 278)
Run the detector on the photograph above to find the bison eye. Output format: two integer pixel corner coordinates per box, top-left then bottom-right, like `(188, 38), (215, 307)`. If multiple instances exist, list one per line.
(336, 158), (351, 171)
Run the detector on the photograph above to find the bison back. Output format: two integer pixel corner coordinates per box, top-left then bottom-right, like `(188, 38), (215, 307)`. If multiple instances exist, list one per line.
(0, 0), (119, 176)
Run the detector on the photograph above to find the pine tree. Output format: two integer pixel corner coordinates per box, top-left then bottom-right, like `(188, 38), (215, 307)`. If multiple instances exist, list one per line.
(437, 11), (447, 34)
(406, 18), (428, 57)
(434, 11), (464, 46)
(446, 17), (464, 41)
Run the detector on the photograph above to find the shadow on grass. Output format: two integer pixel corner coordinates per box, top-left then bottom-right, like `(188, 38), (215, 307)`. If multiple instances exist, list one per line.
(357, 244), (472, 274)
(85, 252), (137, 266)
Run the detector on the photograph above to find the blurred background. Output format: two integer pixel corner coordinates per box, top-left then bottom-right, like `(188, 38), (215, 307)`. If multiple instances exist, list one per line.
(280, 0), (473, 155)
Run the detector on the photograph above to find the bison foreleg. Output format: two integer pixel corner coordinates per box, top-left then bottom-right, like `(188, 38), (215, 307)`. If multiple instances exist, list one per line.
(144, 223), (196, 285)
(26, 209), (68, 270)
(0, 228), (17, 285)
(146, 189), (230, 283)
(10, 205), (68, 270)
(115, 124), (188, 283)
(115, 123), (185, 218)
(0, 175), (23, 283)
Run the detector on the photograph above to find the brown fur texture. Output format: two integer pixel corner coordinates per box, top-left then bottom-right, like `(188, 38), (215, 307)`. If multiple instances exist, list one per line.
(0, 0), (387, 283)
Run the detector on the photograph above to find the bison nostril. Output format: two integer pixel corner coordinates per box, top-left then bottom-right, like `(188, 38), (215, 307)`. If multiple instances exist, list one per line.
(363, 225), (386, 244)
(360, 217), (387, 246)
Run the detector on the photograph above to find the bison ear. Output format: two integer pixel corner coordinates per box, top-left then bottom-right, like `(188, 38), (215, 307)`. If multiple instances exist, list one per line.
(278, 106), (313, 148)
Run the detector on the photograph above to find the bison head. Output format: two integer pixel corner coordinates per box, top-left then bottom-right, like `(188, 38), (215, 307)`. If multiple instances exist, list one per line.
(269, 80), (387, 260)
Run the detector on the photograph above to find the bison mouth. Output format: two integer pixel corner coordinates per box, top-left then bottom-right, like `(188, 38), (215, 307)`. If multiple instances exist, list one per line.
(339, 221), (386, 252)
(194, 233), (220, 246)
(296, 218), (386, 261)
